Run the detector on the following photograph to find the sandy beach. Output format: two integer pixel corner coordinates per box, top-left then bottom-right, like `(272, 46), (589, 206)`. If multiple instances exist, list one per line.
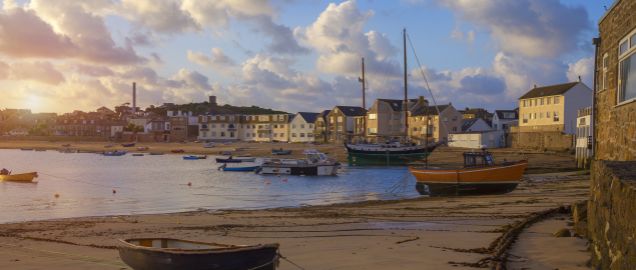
(0, 170), (590, 269)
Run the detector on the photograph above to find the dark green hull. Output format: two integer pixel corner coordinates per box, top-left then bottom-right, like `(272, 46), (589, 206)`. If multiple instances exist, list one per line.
(347, 151), (432, 166)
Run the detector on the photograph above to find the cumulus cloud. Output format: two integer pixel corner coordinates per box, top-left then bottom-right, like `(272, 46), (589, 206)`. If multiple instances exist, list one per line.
(120, 0), (199, 33)
(439, 0), (591, 58)
(296, 0), (400, 77)
(566, 56), (593, 86)
(188, 48), (236, 68)
(26, 0), (144, 64)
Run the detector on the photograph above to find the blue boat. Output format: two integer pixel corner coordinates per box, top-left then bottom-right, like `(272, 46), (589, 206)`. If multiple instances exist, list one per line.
(219, 164), (260, 172)
(215, 157), (256, 163)
(183, 155), (207, 160)
(103, 150), (127, 156)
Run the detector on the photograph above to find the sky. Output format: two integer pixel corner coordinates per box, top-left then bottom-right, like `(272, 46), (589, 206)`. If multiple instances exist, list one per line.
(0, 0), (613, 113)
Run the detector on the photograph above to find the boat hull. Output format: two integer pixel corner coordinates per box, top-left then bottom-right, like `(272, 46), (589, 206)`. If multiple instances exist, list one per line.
(0, 172), (38, 182)
(222, 166), (260, 172)
(216, 158), (255, 163)
(118, 239), (278, 270)
(409, 161), (527, 196)
(345, 143), (439, 166)
(259, 164), (339, 176)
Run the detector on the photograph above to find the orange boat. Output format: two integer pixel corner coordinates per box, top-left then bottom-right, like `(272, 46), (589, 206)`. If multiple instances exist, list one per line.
(0, 172), (39, 183)
(409, 151), (527, 196)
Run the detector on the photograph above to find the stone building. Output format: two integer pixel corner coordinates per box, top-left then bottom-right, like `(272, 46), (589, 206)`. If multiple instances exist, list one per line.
(587, 0), (636, 269)
(365, 98), (427, 141)
(327, 106), (367, 143)
(408, 104), (462, 143)
(313, 110), (331, 143)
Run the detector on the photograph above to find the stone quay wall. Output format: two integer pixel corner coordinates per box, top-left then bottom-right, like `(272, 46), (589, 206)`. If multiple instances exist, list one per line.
(588, 161), (636, 269)
(509, 130), (573, 151)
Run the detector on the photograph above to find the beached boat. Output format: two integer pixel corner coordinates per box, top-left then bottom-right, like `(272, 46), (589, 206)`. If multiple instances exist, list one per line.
(61, 144), (72, 147)
(118, 238), (279, 270)
(218, 164), (260, 172)
(122, 143), (136, 147)
(0, 172), (38, 182)
(216, 157), (256, 163)
(103, 150), (127, 156)
(259, 150), (340, 176)
(271, 149), (292, 155)
(137, 146), (149, 151)
(183, 155), (207, 160)
(20, 148), (34, 151)
(149, 152), (165, 155)
(345, 142), (441, 166)
(132, 153), (145, 157)
(171, 149), (185, 153)
(203, 142), (215, 148)
(409, 150), (528, 196)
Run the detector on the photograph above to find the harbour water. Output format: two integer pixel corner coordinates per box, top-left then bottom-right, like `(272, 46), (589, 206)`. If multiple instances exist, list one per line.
(0, 149), (419, 224)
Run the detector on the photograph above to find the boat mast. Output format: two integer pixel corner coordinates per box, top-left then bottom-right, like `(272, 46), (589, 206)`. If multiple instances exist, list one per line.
(403, 28), (409, 140)
(359, 57), (366, 110)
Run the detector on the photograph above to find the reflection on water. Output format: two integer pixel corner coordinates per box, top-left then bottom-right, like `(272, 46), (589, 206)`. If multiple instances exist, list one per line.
(0, 149), (419, 223)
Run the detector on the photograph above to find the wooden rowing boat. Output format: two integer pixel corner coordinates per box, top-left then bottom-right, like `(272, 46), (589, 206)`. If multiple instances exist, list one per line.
(409, 151), (527, 196)
(0, 172), (38, 182)
(118, 238), (279, 270)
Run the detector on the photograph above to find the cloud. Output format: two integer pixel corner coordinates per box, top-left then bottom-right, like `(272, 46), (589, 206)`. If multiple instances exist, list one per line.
(173, 69), (212, 91)
(9, 61), (65, 85)
(439, 0), (591, 58)
(252, 16), (308, 55)
(180, 0), (274, 28)
(566, 56), (593, 86)
(120, 0), (199, 33)
(0, 8), (77, 58)
(26, 0), (144, 64)
(458, 74), (505, 95)
(296, 0), (400, 77)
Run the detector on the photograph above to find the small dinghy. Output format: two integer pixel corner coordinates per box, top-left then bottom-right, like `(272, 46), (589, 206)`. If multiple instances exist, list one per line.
(122, 143), (136, 147)
(118, 238), (279, 270)
(218, 164), (260, 172)
(271, 149), (292, 156)
(171, 149), (185, 153)
(132, 153), (145, 157)
(103, 150), (127, 156)
(149, 152), (165, 155)
(215, 157), (256, 163)
(183, 155), (207, 160)
(0, 172), (38, 182)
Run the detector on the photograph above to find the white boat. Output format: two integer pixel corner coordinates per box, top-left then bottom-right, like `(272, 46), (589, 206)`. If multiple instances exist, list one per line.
(258, 150), (340, 176)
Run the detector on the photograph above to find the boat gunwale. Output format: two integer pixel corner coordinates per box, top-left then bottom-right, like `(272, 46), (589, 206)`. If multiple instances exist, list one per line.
(408, 160), (528, 175)
(118, 238), (279, 255)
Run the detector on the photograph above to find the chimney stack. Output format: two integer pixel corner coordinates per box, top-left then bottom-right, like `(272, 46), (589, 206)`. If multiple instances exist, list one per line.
(132, 82), (137, 114)
(209, 96), (217, 106)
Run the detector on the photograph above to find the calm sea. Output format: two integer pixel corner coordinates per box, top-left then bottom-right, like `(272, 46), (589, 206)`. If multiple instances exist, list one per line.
(0, 149), (419, 224)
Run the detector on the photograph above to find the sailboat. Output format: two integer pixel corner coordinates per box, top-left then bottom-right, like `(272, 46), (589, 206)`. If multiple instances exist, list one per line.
(345, 29), (441, 166)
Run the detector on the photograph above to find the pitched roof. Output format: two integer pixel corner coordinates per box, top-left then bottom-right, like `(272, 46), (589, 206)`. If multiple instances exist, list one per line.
(460, 118), (487, 132)
(411, 104), (450, 116)
(495, 110), (518, 120)
(297, 112), (320, 123)
(377, 99), (419, 112)
(335, 106), (367, 117)
(519, 82), (579, 99)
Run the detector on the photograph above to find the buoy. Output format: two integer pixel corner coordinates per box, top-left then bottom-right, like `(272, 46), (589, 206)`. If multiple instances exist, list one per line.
(54, 193), (60, 198)
(112, 189), (117, 194)
(187, 182), (192, 186)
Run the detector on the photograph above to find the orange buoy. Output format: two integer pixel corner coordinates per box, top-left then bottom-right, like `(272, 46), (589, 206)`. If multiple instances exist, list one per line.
(54, 193), (60, 198)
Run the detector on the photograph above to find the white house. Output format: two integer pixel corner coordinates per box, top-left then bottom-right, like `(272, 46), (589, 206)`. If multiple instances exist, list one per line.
(492, 110), (518, 131)
(460, 118), (491, 132)
(448, 130), (505, 149)
(575, 106), (593, 168)
(289, 112), (319, 143)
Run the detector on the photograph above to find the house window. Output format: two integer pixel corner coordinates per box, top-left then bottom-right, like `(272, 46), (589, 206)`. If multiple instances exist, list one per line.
(308, 133), (313, 137)
(546, 112), (551, 118)
(602, 53), (609, 90)
(300, 133), (305, 137)
(273, 133), (277, 137)
(618, 28), (636, 103)
(547, 97), (552, 105)
(221, 132), (225, 137)
(300, 124), (305, 129)
(280, 133), (284, 137)
(522, 100), (527, 107)
(540, 98), (544, 105)
(368, 113), (377, 120)
(553, 112), (559, 122)
(291, 124), (295, 129)
(554, 96), (560, 104)
(337, 116), (343, 122)
(368, 128), (377, 134)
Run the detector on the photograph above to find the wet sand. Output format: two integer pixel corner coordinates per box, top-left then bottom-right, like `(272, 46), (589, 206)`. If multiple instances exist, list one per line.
(0, 140), (577, 174)
(0, 171), (590, 269)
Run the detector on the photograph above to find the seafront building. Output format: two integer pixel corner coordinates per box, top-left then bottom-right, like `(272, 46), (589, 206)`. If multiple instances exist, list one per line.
(313, 110), (331, 143)
(587, 1), (636, 268)
(575, 106), (592, 168)
(327, 106), (367, 143)
(289, 112), (319, 143)
(366, 98), (427, 141)
(518, 82), (592, 134)
(408, 104), (462, 143)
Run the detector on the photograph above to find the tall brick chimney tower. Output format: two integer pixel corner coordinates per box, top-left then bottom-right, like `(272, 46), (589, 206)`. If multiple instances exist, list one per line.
(132, 82), (137, 114)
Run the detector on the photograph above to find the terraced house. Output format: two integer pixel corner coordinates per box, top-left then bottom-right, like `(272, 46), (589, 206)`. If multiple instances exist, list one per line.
(327, 106), (366, 143)
(197, 114), (242, 142)
(313, 110), (331, 143)
(365, 98), (428, 141)
(289, 112), (319, 143)
(408, 104), (462, 143)
(518, 82), (592, 134)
